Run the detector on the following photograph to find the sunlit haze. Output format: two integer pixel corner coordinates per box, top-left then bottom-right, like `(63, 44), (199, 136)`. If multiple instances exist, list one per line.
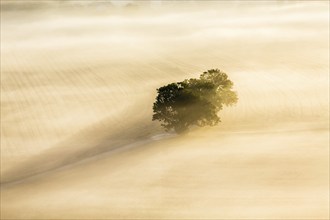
(1, 1), (329, 219)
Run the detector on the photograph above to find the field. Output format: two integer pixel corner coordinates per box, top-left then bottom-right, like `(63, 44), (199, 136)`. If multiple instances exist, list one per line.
(1, 1), (329, 219)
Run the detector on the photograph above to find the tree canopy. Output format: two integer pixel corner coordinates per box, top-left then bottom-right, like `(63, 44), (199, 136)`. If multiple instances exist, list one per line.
(152, 69), (238, 133)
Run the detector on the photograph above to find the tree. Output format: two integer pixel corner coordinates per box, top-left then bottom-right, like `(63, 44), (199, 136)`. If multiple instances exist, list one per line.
(152, 69), (238, 133)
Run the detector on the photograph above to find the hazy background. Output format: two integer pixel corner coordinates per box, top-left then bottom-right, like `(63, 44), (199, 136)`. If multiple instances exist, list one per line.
(1, 1), (329, 219)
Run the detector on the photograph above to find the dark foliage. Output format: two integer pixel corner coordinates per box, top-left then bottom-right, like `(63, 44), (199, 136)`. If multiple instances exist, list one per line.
(152, 69), (238, 133)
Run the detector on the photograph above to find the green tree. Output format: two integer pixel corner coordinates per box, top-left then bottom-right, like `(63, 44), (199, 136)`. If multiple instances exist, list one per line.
(152, 69), (238, 133)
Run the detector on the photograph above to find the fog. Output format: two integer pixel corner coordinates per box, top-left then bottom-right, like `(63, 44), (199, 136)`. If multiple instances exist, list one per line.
(1, 1), (329, 219)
